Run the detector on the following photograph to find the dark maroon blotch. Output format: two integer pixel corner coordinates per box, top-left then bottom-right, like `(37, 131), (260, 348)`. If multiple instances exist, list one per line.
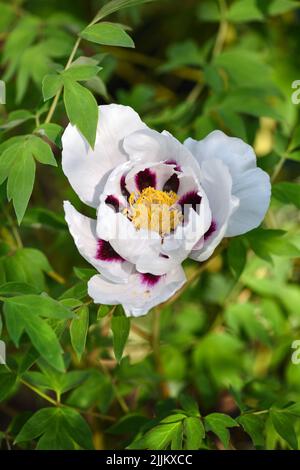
(163, 174), (179, 194)
(179, 191), (202, 212)
(105, 195), (120, 212)
(120, 174), (130, 199)
(96, 239), (124, 262)
(204, 220), (217, 240)
(141, 272), (161, 287)
(165, 160), (182, 172)
(135, 168), (156, 191)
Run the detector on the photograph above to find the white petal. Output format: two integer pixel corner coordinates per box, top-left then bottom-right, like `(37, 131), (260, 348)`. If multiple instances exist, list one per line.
(184, 130), (256, 174)
(62, 104), (146, 207)
(162, 202), (211, 264)
(64, 201), (133, 283)
(185, 130), (271, 236)
(124, 128), (202, 182)
(88, 265), (187, 317)
(125, 162), (175, 194)
(225, 167), (271, 236)
(96, 208), (161, 264)
(190, 159), (237, 262)
(135, 247), (179, 276)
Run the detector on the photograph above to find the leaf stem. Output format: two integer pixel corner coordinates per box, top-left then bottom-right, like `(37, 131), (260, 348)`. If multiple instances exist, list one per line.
(212, 0), (228, 58)
(44, 37), (82, 124)
(20, 378), (58, 406)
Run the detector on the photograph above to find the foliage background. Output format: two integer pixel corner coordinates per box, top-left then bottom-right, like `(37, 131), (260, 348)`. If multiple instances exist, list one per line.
(0, 0), (300, 451)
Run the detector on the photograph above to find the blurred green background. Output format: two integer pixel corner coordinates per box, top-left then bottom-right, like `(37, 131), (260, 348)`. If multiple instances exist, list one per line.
(0, 0), (300, 451)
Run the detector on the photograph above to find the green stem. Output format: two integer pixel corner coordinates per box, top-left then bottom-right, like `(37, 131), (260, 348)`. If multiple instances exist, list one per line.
(212, 0), (228, 58)
(44, 37), (82, 124)
(20, 378), (58, 406)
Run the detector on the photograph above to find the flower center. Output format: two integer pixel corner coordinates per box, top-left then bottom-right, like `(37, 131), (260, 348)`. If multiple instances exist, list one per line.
(126, 187), (182, 235)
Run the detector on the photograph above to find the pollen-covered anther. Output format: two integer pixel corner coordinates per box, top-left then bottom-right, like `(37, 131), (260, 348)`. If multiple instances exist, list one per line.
(127, 186), (183, 235)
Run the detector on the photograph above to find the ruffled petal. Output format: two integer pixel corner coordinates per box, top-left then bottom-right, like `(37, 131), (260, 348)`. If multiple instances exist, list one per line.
(225, 167), (271, 236)
(64, 201), (133, 283)
(96, 207), (162, 264)
(62, 104), (146, 207)
(125, 162), (175, 194)
(185, 130), (271, 236)
(184, 130), (256, 174)
(124, 128), (201, 182)
(87, 265), (187, 317)
(190, 159), (237, 262)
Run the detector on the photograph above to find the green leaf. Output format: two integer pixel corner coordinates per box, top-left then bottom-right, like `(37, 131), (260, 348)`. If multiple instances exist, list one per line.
(0, 142), (24, 185)
(6, 147), (36, 225)
(3, 302), (25, 346)
(3, 248), (51, 292)
(27, 135), (57, 166)
(67, 370), (113, 413)
(204, 413), (237, 448)
(171, 423), (183, 450)
(97, 304), (111, 319)
(59, 407), (94, 449)
(93, 0), (156, 22)
(270, 409), (298, 450)
(227, 237), (247, 279)
(197, 0), (220, 22)
(0, 281), (38, 296)
(225, 302), (271, 345)
(129, 421), (183, 450)
(81, 22), (134, 48)
(107, 413), (149, 436)
(0, 369), (17, 402)
(35, 123), (63, 147)
(5, 295), (74, 320)
(42, 74), (62, 101)
(213, 50), (274, 90)
(15, 407), (94, 449)
(111, 313), (130, 362)
(272, 182), (300, 209)
(285, 403), (300, 417)
(246, 228), (300, 261)
(237, 414), (265, 447)
(0, 110), (34, 131)
(62, 64), (101, 81)
(3, 295), (72, 370)
(20, 313), (65, 372)
(63, 78), (98, 148)
(26, 360), (87, 395)
(178, 393), (200, 417)
(184, 417), (205, 450)
(70, 305), (89, 360)
(15, 407), (56, 443)
(226, 0), (264, 23)
(268, 0), (300, 16)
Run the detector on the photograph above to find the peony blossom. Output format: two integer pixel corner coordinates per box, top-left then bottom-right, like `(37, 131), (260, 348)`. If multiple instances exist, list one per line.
(62, 104), (271, 317)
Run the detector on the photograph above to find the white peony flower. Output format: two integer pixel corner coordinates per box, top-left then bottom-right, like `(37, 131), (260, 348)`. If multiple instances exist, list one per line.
(62, 104), (271, 317)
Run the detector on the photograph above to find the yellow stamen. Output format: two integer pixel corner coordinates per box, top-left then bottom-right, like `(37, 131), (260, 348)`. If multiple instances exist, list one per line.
(126, 187), (182, 235)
